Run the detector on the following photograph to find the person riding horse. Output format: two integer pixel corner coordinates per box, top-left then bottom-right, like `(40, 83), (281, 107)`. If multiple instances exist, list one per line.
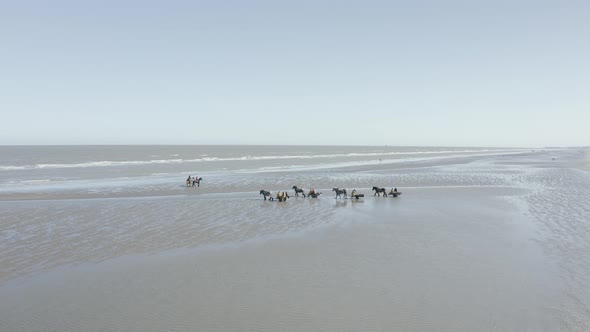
(307, 189), (321, 198)
(186, 175), (203, 187)
(350, 189), (364, 199)
(388, 187), (401, 197)
(276, 191), (290, 202)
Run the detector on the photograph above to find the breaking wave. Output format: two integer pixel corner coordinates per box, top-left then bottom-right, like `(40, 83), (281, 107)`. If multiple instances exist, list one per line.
(0, 149), (518, 170)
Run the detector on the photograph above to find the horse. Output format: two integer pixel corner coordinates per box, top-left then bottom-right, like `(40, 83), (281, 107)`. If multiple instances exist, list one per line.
(191, 177), (203, 187)
(186, 176), (202, 187)
(388, 188), (402, 197)
(332, 187), (347, 199)
(350, 189), (364, 199)
(292, 186), (306, 197)
(372, 186), (388, 197)
(260, 190), (273, 201)
(307, 190), (322, 198)
(276, 191), (290, 202)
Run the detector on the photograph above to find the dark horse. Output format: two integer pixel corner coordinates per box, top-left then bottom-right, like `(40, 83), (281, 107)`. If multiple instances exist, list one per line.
(332, 187), (347, 199)
(372, 186), (388, 197)
(260, 190), (273, 201)
(292, 186), (306, 197)
(186, 177), (203, 187)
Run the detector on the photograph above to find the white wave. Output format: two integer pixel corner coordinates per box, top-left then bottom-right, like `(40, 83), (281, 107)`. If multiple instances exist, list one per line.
(36, 159), (185, 169)
(0, 166), (28, 170)
(0, 149), (522, 170)
(20, 179), (52, 184)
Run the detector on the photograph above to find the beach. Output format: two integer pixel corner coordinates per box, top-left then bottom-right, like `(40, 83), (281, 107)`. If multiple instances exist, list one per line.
(1, 146), (589, 331)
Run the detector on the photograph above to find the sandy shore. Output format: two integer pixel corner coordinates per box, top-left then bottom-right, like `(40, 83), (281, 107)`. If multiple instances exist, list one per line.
(1, 149), (589, 331)
(581, 148), (590, 172)
(0, 188), (558, 331)
(0, 189), (558, 331)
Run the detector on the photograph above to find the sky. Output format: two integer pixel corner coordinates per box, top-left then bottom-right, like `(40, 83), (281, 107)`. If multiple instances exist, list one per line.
(0, 0), (589, 147)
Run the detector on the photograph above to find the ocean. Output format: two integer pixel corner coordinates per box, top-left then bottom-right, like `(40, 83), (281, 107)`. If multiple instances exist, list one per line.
(0, 145), (521, 199)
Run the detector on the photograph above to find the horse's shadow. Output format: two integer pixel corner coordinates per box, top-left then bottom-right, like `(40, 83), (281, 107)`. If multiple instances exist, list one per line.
(333, 200), (348, 208)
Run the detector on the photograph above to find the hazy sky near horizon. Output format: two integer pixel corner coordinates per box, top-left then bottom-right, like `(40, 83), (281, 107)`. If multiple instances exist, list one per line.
(1, 0), (588, 147)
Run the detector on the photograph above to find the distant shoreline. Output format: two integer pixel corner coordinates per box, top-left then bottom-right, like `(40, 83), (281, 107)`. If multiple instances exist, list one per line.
(0, 144), (542, 149)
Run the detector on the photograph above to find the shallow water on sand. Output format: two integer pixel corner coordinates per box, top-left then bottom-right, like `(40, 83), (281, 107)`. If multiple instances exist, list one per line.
(1, 147), (589, 331)
(0, 145), (523, 199)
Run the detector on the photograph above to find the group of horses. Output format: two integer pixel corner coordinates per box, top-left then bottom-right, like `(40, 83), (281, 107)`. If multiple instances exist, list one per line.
(291, 186), (322, 198)
(184, 177), (400, 199)
(260, 185), (401, 201)
(185, 176), (203, 187)
(333, 187), (401, 198)
(260, 186), (322, 201)
(372, 186), (402, 197)
(259, 190), (292, 202)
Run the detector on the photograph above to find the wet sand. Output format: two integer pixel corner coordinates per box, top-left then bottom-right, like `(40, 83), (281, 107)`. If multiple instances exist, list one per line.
(1, 149), (589, 331)
(582, 148), (590, 172)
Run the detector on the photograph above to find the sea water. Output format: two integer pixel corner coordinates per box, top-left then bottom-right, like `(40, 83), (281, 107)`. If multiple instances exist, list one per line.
(0, 145), (520, 197)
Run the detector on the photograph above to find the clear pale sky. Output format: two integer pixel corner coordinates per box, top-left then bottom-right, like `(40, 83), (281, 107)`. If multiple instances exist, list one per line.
(1, 0), (588, 146)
